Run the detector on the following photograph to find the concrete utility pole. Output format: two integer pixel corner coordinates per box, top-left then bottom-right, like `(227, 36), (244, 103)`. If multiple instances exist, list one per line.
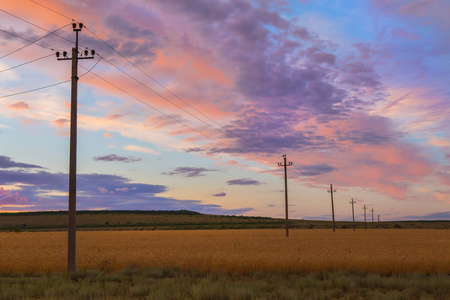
(278, 154), (292, 237)
(350, 198), (356, 231)
(327, 184), (336, 232)
(362, 205), (367, 230)
(371, 208), (375, 228)
(56, 23), (94, 273)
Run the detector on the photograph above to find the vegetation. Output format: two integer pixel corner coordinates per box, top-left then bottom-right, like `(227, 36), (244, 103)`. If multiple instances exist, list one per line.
(1, 229), (448, 275)
(1, 267), (448, 300)
(0, 210), (449, 231)
(0, 218), (448, 299)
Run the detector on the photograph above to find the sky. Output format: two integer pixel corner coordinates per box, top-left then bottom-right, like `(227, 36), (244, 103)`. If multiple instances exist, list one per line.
(0, 0), (449, 221)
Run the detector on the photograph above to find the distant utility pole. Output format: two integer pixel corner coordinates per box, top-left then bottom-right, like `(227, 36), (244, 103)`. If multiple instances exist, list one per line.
(378, 214), (380, 222)
(362, 205), (367, 230)
(56, 23), (95, 273)
(371, 208), (375, 228)
(327, 184), (336, 232)
(278, 154), (292, 237)
(350, 198), (356, 232)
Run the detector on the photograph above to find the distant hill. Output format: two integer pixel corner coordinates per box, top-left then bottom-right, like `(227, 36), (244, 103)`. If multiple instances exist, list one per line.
(0, 210), (449, 231)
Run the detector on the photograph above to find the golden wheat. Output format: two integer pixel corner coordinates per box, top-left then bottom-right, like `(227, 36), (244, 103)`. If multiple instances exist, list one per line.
(0, 229), (448, 274)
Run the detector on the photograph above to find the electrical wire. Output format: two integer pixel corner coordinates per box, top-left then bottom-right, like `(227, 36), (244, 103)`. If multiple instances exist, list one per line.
(0, 80), (70, 98)
(0, 28), (56, 52)
(0, 56), (101, 98)
(79, 66), (225, 146)
(99, 56), (272, 155)
(0, 8), (74, 46)
(79, 56), (102, 77)
(0, 53), (54, 73)
(0, 24), (71, 59)
(29, 0), (74, 21)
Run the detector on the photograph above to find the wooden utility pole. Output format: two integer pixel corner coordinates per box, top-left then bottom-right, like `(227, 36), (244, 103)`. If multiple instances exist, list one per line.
(278, 154), (292, 237)
(362, 205), (367, 230)
(371, 208), (375, 228)
(57, 23), (94, 272)
(350, 198), (356, 231)
(327, 184), (336, 232)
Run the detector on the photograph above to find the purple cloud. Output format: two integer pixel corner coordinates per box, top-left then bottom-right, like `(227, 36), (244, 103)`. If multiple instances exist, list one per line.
(298, 164), (336, 176)
(400, 211), (450, 221)
(0, 156), (43, 169)
(226, 178), (263, 186)
(213, 192), (226, 197)
(93, 154), (142, 163)
(163, 167), (218, 177)
(0, 167), (251, 215)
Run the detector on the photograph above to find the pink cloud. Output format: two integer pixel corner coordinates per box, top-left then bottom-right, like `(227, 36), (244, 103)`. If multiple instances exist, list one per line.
(0, 187), (29, 205)
(227, 160), (250, 169)
(7, 101), (29, 111)
(103, 132), (114, 138)
(105, 114), (124, 120)
(52, 119), (69, 128)
(98, 187), (108, 194)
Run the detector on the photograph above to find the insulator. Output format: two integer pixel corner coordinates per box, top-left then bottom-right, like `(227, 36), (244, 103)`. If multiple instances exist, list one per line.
(84, 50), (88, 56)
(72, 23), (77, 29)
(56, 51), (60, 58)
(91, 50), (95, 56)
(79, 23), (84, 29)
(63, 51), (67, 57)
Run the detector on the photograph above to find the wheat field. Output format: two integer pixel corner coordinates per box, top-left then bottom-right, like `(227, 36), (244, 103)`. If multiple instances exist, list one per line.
(0, 229), (448, 275)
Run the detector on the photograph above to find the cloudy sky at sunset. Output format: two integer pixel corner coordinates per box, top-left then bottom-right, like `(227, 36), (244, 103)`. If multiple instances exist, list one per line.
(0, 0), (449, 221)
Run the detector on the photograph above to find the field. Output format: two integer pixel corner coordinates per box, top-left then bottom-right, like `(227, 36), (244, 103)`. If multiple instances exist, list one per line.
(0, 229), (449, 299)
(0, 229), (448, 275)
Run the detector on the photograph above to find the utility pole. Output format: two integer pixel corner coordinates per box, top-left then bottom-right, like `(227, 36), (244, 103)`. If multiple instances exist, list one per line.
(378, 214), (380, 222)
(278, 154), (292, 237)
(362, 205), (367, 230)
(56, 22), (94, 273)
(371, 208), (375, 228)
(350, 198), (356, 231)
(327, 184), (336, 232)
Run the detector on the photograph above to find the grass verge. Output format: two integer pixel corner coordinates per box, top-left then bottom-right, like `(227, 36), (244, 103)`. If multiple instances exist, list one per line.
(1, 266), (449, 299)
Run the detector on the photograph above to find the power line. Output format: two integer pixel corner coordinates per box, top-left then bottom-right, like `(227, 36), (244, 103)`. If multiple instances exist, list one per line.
(80, 66), (225, 146)
(0, 53), (54, 73)
(99, 56), (273, 156)
(30, 0), (74, 21)
(0, 28), (56, 52)
(0, 24), (70, 59)
(0, 80), (70, 98)
(0, 56), (100, 99)
(0, 8), (74, 45)
(79, 56), (102, 77)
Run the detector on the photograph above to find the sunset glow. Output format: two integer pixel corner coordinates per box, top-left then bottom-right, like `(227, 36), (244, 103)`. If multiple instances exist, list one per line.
(0, 0), (449, 221)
